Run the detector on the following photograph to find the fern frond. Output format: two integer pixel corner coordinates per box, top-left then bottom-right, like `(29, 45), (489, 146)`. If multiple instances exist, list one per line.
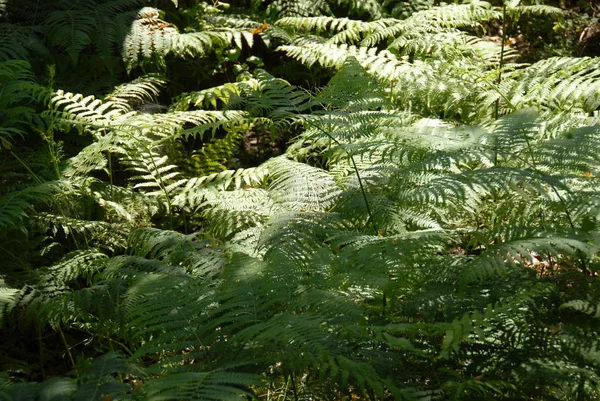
(266, 0), (332, 18)
(48, 89), (130, 130)
(123, 144), (185, 213)
(40, 249), (108, 289)
(507, 4), (563, 17)
(121, 7), (241, 70)
(266, 156), (341, 211)
(278, 41), (415, 83)
(0, 60), (41, 143)
(44, 4), (101, 64)
(506, 57), (600, 114)
(409, 1), (499, 28)
(361, 2), (499, 47)
(127, 228), (226, 279)
(199, 188), (275, 239)
(0, 182), (55, 231)
(142, 371), (259, 401)
(276, 16), (370, 36)
(177, 165), (269, 194)
(561, 299), (600, 318)
(170, 82), (247, 111)
(35, 212), (129, 251)
(0, 284), (19, 325)
(462, 235), (595, 283)
(73, 352), (141, 401)
(104, 74), (166, 112)
(0, 24), (45, 62)
(126, 110), (247, 141)
(121, 7), (178, 69)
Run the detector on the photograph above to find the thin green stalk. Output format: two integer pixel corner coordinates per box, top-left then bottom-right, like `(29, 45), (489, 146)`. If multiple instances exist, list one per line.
(107, 149), (114, 199)
(58, 325), (76, 369)
(38, 326), (46, 379)
(289, 372), (299, 401)
(10, 150), (82, 249)
(348, 153), (379, 234)
(305, 119), (378, 234)
(494, 3), (508, 119)
(10, 150), (43, 184)
(0, 245), (28, 268)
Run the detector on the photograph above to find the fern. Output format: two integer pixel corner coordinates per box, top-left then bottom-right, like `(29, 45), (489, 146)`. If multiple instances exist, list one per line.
(3, 2), (600, 400)
(0, 24), (45, 62)
(0, 60), (41, 144)
(104, 74), (166, 112)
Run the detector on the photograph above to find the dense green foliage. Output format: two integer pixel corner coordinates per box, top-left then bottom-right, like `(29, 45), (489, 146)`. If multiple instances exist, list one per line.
(1, 0), (600, 400)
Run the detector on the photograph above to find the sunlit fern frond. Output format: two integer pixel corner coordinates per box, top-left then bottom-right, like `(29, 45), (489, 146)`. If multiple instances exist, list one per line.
(276, 16), (371, 37)
(506, 57), (600, 115)
(266, 0), (333, 18)
(167, 71), (306, 121)
(266, 156), (341, 211)
(361, 1), (499, 47)
(104, 74), (166, 112)
(49, 88), (248, 143)
(47, 89), (131, 133)
(121, 7), (245, 70)
(175, 165), (269, 199)
(198, 188), (275, 239)
(390, 29), (518, 66)
(124, 109), (248, 141)
(507, 3), (564, 18)
(312, 56), (390, 111)
(407, 1), (499, 27)
(278, 40), (418, 84)
(123, 142), (185, 206)
(34, 212), (129, 252)
(535, 124), (600, 176)
(170, 82), (248, 111)
(225, 70), (311, 130)
(485, 108), (540, 161)
(121, 7), (178, 69)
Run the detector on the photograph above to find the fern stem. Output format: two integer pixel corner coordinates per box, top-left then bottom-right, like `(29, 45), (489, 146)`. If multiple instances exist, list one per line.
(37, 325), (46, 379)
(107, 149), (114, 199)
(305, 119), (378, 234)
(11, 148), (82, 250)
(480, 78), (515, 111)
(494, 3), (508, 119)
(289, 372), (299, 401)
(10, 150), (43, 184)
(348, 154), (379, 234)
(58, 325), (76, 369)
(0, 245), (28, 268)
